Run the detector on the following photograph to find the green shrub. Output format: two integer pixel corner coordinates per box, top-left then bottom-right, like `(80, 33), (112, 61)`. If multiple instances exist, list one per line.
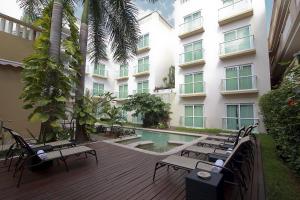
(259, 62), (300, 173)
(122, 93), (171, 127)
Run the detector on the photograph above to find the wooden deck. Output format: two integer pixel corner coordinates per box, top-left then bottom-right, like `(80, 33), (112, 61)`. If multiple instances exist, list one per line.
(0, 140), (265, 200)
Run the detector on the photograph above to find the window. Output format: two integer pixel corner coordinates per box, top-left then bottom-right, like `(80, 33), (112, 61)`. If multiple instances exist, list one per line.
(225, 64), (253, 90)
(183, 72), (204, 94)
(223, 26), (251, 54)
(226, 104), (255, 130)
(120, 110), (128, 121)
(119, 84), (128, 98)
(119, 64), (128, 77)
(137, 56), (149, 73)
(184, 105), (204, 128)
(138, 33), (149, 49)
(132, 113), (143, 124)
(94, 63), (106, 76)
(184, 11), (201, 23)
(222, 0), (239, 6)
(93, 82), (104, 96)
(183, 40), (203, 63)
(137, 80), (149, 94)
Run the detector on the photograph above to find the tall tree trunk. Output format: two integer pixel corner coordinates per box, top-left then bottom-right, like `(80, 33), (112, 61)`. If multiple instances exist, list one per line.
(40, 0), (63, 140)
(75, 0), (90, 142)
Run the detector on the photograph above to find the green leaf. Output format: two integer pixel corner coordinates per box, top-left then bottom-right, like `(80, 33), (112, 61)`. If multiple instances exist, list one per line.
(30, 112), (49, 123)
(55, 96), (67, 102)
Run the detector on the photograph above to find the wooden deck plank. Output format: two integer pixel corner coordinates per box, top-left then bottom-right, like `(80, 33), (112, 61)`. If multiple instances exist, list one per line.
(0, 139), (265, 200)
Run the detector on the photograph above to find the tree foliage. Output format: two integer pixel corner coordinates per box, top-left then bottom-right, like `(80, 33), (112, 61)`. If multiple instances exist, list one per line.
(122, 93), (171, 127)
(20, 2), (80, 142)
(259, 59), (300, 173)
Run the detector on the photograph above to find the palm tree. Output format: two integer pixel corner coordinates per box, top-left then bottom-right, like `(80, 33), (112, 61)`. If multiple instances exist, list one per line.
(75, 0), (145, 141)
(19, 0), (158, 141)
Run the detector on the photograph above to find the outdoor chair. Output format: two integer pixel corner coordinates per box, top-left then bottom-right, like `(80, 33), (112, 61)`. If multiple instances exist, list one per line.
(3, 127), (98, 187)
(153, 136), (255, 199)
(180, 125), (257, 159)
(196, 124), (257, 148)
(3, 128), (76, 171)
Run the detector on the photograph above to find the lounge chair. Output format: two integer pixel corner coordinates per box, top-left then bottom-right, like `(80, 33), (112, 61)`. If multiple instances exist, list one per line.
(196, 126), (246, 148)
(3, 128), (75, 171)
(153, 136), (253, 182)
(3, 127), (98, 187)
(181, 125), (257, 159)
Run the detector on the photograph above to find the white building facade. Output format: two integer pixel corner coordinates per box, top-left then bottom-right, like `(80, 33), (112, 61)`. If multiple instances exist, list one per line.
(85, 0), (271, 132)
(173, 0), (270, 132)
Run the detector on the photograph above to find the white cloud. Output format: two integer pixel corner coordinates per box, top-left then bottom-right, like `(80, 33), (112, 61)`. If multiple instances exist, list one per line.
(0, 0), (22, 19)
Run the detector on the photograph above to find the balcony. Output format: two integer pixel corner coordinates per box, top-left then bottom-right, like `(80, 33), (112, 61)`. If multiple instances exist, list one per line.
(180, 116), (206, 128)
(220, 75), (258, 95)
(218, 0), (253, 26)
(116, 70), (129, 81)
(133, 65), (150, 77)
(178, 17), (204, 39)
(179, 49), (205, 68)
(219, 35), (255, 60)
(179, 82), (206, 97)
(222, 117), (259, 131)
(137, 40), (150, 54)
(92, 70), (108, 79)
(92, 90), (108, 98)
(114, 92), (129, 102)
(132, 89), (149, 94)
(0, 13), (42, 63)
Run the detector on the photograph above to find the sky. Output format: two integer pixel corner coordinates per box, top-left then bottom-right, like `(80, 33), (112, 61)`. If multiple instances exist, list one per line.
(0, 0), (273, 31)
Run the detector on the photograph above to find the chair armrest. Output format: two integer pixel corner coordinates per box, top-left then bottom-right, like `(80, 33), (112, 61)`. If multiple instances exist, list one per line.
(195, 160), (235, 176)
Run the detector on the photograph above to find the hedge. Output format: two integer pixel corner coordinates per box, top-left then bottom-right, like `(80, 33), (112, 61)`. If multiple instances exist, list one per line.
(259, 61), (300, 173)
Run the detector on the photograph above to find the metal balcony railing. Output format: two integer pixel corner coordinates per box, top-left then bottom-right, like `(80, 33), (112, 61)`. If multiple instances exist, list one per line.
(179, 81), (205, 94)
(219, 35), (254, 56)
(179, 49), (204, 64)
(179, 17), (203, 35)
(218, 0), (252, 20)
(221, 75), (257, 91)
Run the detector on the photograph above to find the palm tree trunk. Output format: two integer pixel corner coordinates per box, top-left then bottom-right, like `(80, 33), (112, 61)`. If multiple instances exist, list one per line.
(40, 0), (63, 139)
(75, 0), (90, 142)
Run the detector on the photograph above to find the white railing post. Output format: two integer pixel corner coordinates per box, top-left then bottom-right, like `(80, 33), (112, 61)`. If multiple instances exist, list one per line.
(0, 18), (5, 31)
(22, 26), (27, 39)
(8, 21), (13, 34)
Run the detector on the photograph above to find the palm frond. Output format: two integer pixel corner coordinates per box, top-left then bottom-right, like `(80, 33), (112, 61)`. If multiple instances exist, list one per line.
(104, 0), (140, 63)
(17, 0), (48, 21)
(88, 0), (108, 64)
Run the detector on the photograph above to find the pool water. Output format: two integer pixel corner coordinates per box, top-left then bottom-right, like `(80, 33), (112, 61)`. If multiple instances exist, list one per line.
(117, 130), (199, 153)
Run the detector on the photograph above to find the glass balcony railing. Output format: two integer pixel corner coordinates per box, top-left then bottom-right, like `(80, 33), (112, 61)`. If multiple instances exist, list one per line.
(93, 69), (108, 77)
(117, 69), (129, 78)
(134, 64), (149, 74)
(219, 35), (254, 56)
(137, 38), (149, 50)
(179, 49), (204, 65)
(179, 17), (203, 35)
(222, 117), (259, 131)
(179, 81), (205, 94)
(133, 89), (149, 94)
(114, 92), (129, 99)
(180, 116), (206, 128)
(221, 75), (257, 92)
(218, 0), (252, 21)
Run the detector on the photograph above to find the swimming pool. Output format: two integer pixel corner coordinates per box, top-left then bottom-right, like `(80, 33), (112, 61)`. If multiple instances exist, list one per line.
(115, 129), (199, 153)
